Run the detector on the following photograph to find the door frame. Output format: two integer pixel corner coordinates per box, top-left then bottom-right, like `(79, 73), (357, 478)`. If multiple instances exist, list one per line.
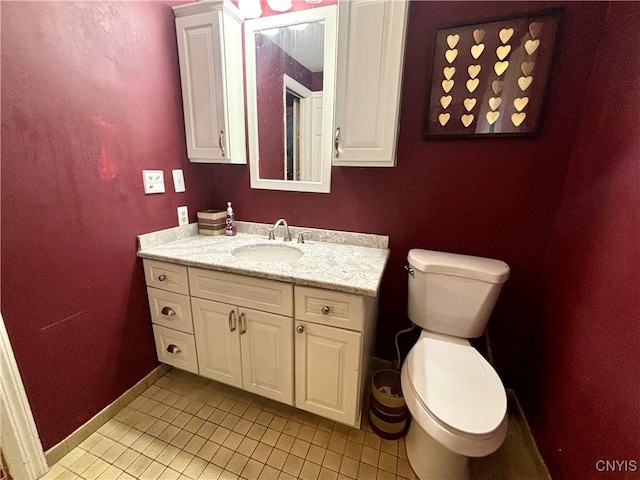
(0, 312), (48, 479)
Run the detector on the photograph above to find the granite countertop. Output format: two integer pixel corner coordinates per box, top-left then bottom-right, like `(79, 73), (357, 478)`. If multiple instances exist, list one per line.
(137, 223), (390, 296)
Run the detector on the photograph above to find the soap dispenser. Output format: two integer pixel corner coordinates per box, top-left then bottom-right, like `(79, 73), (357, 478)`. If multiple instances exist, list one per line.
(225, 202), (236, 236)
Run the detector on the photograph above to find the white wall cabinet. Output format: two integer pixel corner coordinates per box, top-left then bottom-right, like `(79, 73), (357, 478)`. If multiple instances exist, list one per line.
(143, 260), (378, 428)
(173, 0), (246, 163)
(333, 0), (408, 167)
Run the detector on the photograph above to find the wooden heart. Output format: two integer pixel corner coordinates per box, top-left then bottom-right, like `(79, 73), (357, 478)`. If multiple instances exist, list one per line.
(438, 113), (451, 126)
(463, 98), (477, 112)
(442, 79), (454, 93)
(466, 78), (479, 93)
(445, 49), (458, 63)
(525, 39), (540, 55)
(488, 97), (502, 111)
(486, 111), (500, 125)
(496, 45), (511, 61)
(529, 22), (542, 39)
(440, 95), (452, 109)
(494, 61), (509, 76)
(461, 114), (474, 128)
(443, 66), (456, 80)
(511, 112), (526, 127)
(467, 64), (481, 79)
(518, 76), (533, 91)
(473, 29), (485, 44)
(499, 28), (514, 44)
(513, 97), (529, 112)
(470, 44), (485, 59)
(521, 61), (535, 76)
(447, 34), (460, 49)
(492, 80), (504, 95)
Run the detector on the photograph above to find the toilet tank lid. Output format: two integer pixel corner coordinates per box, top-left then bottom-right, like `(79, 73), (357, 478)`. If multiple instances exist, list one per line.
(408, 249), (510, 284)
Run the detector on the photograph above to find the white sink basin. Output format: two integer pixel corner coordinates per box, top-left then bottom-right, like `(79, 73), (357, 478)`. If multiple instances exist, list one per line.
(232, 243), (303, 262)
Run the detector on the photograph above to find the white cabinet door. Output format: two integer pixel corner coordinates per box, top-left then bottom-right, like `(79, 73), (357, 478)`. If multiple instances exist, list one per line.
(176, 12), (227, 161)
(191, 298), (242, 388)
(240, 308), (294, 405)
(174, 3), (246, 164)
(333, 0), (408, 167)
(295, 321), (361, 426)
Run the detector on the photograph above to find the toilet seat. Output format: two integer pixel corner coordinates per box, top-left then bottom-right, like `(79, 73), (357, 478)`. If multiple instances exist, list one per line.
(406, 332), (506, 436)
(401, 331), (508, 457)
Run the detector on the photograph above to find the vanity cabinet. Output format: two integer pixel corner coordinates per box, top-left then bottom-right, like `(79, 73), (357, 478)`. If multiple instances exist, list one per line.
(333, 0), (408, 167)
(143, 260), (199, 374)
(294, 286), (377, 426)
(173, 0), (246, 164)
(189, 268), (294, 405)
(143, 259), (377, 428)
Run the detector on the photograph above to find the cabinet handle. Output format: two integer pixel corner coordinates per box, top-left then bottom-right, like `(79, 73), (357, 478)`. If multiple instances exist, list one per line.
(158, 274), (167, 282)
(239, 312), (247, 334)
(321, 306), (330, 315)
(228, 310), (237, 332)
(296, 324), (305, 334)
(219, 130), (225, 157)
(161, 306), (176, 316)
(167, 344), (181, 354)
(334, 127), (340, 158)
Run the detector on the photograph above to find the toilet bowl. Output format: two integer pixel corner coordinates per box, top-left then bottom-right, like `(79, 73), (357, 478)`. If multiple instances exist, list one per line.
(402, 249), (510, 480)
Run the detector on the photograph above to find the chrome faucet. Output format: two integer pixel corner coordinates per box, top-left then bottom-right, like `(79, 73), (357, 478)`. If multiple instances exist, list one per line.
(268, 218), (292, 242)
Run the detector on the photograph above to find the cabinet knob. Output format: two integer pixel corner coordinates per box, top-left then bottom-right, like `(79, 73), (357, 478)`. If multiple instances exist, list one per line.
(161, 306), (176, 316)
(158, 274), (167, 282)
(239, 312), (247, 335)
(321, 306), (330, 315)
(167, 344), (181, 354)
(296, 325), (305, 334)
(228, 310), (237, 332)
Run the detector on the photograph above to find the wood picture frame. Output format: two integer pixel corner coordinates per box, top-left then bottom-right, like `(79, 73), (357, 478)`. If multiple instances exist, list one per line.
(423, 8), (563, 139)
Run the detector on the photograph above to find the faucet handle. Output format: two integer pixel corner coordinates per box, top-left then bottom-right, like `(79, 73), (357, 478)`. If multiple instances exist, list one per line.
(297, 230), (313, 244)
(266, 226), (276, 240)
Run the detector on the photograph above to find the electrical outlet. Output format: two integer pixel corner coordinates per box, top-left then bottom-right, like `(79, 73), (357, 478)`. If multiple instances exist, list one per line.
(142, 170), (165, 194)
(172, 169), (186, 193)
(177, 206), (189, 226)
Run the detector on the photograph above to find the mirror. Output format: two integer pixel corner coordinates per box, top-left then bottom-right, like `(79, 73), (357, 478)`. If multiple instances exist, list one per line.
(245, 6), (337, 193)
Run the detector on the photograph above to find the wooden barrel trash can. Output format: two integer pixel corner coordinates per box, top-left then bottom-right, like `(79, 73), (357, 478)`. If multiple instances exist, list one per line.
(369, 369), (408, 440)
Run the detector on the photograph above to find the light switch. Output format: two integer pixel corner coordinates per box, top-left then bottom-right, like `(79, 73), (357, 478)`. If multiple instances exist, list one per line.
(172, 169), (186, 193)
(142, 170), (165, 194)
(177, 206), (189, 226)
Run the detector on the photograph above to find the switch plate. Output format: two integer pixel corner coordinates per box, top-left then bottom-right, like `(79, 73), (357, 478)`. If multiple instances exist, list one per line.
(177, 206), (189, 226)
(172, 169), (186, 193)
(142, 170), (165, 194)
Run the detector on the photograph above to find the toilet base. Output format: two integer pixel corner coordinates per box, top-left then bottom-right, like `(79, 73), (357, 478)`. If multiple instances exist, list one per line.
(406, 419), (470, 480)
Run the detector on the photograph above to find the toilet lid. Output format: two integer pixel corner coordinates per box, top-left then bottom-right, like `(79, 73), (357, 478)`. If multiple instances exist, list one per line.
(406, 335), (506, 436)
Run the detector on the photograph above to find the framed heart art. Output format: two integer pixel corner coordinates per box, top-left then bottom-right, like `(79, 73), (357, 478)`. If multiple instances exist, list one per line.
(423, 8), (563, 138)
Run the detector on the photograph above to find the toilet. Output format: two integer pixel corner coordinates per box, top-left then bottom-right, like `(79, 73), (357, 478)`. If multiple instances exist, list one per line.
(401, 249), (510, 480)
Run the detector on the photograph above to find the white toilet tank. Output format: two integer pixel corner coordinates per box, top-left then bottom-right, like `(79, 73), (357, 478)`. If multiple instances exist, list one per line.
(407, 249), (510, 338)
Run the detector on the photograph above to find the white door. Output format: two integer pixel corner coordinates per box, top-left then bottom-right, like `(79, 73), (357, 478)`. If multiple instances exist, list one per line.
(295, 321), (361, 425)
(191, 298), (242, 388)
(240, 308), (294, 405)
(175, 11), (227, 161)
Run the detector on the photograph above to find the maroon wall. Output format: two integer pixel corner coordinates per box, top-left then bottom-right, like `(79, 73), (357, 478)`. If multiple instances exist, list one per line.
(530, 3), (640, 479)
(209, 1), (607, 393)
(1, 2), (212, 449)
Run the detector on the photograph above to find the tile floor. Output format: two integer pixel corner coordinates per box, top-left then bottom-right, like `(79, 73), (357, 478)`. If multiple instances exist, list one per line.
(42, 368), (548, 480)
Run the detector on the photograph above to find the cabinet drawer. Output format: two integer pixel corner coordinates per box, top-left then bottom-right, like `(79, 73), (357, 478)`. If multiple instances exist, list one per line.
(294, 286), (364, 332)
(152, 324), (198, 374)
(189, 267), (293, 316)
(143, 260), (189, 295)
(147, 287), (193, 334)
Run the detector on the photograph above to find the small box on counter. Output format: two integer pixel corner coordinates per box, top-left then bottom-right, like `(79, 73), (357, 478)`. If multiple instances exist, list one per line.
(197, 209), (226, 236)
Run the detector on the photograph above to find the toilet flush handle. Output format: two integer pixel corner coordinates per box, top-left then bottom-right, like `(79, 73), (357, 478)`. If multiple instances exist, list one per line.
(404, 265), (414, 275)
